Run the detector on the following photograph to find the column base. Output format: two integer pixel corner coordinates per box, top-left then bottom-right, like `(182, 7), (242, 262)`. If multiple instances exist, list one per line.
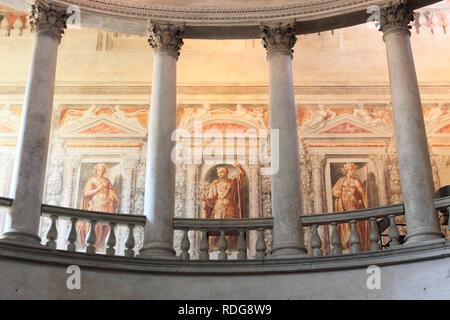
(137, 241), (177, 259)
(404, 229), (444, 245)
(268, 241), (307, 258)
(0, 228), (42, 247)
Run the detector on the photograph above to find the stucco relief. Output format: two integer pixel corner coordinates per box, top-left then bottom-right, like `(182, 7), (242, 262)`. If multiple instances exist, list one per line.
(300, 104), (393, 135)
(178, 104), (268, 130)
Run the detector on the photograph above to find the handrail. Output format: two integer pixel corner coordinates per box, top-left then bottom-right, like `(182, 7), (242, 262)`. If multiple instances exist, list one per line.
(300, 204), (404, 226)
(173, 217), (273, 230)
(41, 204), (146, 225)
(0, 196), (13, 207)
(433, 195), (450, 210)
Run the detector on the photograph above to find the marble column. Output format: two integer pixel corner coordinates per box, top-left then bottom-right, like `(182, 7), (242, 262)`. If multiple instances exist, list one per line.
(261, 24), (306, 256)
(371, 154), (389, 206)
(380, 0), (442, 243)
(1, 2), (71, 245)
(139, 23), (183, 258)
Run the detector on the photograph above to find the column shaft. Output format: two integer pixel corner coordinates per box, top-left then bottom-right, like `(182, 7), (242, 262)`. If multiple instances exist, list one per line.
(1, 2), (70, 244)
(262, 24), (306, 256)
(380, 0), (442, 243)
(139, 23), (183, 258)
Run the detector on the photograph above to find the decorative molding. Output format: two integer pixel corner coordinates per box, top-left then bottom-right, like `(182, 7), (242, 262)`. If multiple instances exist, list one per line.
(50, 0), (380, 24)
(2, 85), (450, 97)
(300, 113), (393, 137)
(57, 105), (147, 139)
(306, 142), (387, 147)
(65, 142), (142, 147)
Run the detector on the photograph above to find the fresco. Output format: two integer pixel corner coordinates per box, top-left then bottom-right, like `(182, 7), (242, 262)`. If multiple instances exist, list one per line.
(330, 161), (370, 251)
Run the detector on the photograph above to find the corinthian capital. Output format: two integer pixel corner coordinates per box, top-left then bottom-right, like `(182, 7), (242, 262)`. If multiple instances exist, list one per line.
(29, 1), (73, 44)
(148, 23), (184, 58)
(260, 23), (297, 58)
(310, 154), (326, 170)
(379, 0), (414, 35)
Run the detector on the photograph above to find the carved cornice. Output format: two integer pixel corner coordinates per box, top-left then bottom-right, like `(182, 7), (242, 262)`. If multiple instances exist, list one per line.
(148, 23), (184, 58)
(261, 23), (297, 58)
(379, 0), (414, 36)
(4, 0), (442, 38)
(29, 1), (73, 44)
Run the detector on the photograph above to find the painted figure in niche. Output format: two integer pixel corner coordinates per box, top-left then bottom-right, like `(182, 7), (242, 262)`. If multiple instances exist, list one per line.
(77, 163), (119, 250)
(202, 164), (246, 250)
(332, 162), (370, 250)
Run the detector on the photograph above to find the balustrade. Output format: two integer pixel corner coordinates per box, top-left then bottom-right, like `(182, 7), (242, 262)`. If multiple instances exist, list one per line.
(40, 204), (146, 257)
(0, 196), (449, 260)
(301, 204), (405, 256)
(173, 218), (273, 260)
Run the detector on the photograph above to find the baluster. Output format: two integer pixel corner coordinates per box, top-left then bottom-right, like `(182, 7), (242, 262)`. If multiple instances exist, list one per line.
(349, 220), (361, 253)
(369, 218), (381, 251)
(199, 229), (209, 261)
(181, 229), (190, 260)
(255, 228), (267, 260)
(237, 229), (247, 260)
(86, 219), (97, 254)
(106, 222), (116, 256)
(311, 224), (323, 257)
(45, 215), (58, 249)
(330, 222), (342, 255)
(125, 224), (135, 257)
(218, 229), (228, 260)
(388, 214), (400, 248)
(66, 217), (78, 252)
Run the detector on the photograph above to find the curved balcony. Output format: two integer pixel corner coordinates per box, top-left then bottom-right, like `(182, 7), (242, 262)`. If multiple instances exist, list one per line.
(0, 196), (448, 299)
(1, 0), (449, 300)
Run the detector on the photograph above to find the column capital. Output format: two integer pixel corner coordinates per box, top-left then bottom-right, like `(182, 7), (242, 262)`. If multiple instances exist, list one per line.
(370, 153), (389, 167)
(310, 154), (326, 170)
(260, 23), (297, 59)
(148, 22), (184, 58)
(379, 0), (414, 36)
(29, 1), (73, 44)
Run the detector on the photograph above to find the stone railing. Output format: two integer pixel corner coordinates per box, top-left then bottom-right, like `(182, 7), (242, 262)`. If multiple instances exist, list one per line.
(301, 204), (405, 256)
(172, 206), (405, 260)
(0, 196), (448, 260)
(40, 204), (146, 257)
(173, 218), (273, 260)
